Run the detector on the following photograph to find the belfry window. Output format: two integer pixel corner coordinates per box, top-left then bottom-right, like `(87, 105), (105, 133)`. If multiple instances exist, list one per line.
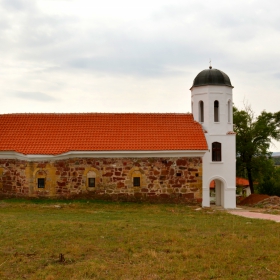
(212, 142), (222, 161)
(199, 101), (204, 122)
(228, 100), (231, 123)
(214, 100), (219, 122)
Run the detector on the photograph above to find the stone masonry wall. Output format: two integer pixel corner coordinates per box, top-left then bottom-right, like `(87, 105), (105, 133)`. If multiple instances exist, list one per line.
(0, 157), (202, 203)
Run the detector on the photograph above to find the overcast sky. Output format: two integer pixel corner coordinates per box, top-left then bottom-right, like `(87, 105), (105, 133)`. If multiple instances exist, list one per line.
(1, 0), (280, 151)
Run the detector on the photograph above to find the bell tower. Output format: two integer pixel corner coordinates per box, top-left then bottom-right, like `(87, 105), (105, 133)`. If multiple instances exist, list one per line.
(190, 66), (236, 208)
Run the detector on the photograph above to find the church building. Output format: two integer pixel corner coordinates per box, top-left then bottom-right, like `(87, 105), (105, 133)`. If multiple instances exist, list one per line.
(0, 67), (236, 208)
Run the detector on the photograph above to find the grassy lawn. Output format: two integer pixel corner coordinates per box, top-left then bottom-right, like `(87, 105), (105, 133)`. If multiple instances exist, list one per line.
(0, 199), (280, 280)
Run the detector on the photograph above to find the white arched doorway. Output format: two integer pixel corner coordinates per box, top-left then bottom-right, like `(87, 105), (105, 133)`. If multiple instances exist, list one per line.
(209, 177), (226, 207)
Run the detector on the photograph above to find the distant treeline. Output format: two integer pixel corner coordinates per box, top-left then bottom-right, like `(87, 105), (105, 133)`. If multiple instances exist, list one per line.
(273, 157), (280, 165)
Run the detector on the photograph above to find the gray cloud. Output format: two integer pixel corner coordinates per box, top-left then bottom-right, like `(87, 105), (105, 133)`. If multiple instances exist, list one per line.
(12, 91), (57, 102)
(0, 3), (279, 100)
(2, 0), (25, 11)
(0, 0), (280, 150)
(1, 0), (279, 80)
(274, 73), (280, 79)
(67, 38), (223, 77)
(1, 0), (29, 11)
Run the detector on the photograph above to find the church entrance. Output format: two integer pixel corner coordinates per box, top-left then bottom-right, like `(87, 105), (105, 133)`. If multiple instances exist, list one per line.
(209, 179), (225, 207)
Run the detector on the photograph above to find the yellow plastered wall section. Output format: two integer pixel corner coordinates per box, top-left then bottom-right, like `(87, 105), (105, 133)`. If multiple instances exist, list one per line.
(128, 167), (147, 191)
(30, 163), (57, 196)
(83, 167), (100, 191)
(0, 167), (3, 190)
(33, 168), (48, 194)
(47, 163), (58, 196)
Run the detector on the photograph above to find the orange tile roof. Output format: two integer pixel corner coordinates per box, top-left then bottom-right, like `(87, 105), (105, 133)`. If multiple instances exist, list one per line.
(236, 177), (249, 187)
(210, 177), (250, 189)
(0, 113), (208, 155)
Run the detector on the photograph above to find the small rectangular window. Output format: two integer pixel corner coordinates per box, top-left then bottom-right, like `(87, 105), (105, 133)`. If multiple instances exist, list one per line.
(212, 142), (222, 161)
(38, 178), (45, 188)
(133, 177), (140, 187)
(88, 178), (95, 188)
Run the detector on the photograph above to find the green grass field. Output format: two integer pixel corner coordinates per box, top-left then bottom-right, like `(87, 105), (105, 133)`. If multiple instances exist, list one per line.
(0, 199), (280, 280)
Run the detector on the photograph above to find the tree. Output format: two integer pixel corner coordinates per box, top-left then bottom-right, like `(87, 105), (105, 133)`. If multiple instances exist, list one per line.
(233, 105), (280, 194)
(273, 157), (280, 165)
(258, 166), (280, 196)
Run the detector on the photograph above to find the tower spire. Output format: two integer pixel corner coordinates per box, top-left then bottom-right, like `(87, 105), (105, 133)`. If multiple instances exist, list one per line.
(209, 59), (212, 69)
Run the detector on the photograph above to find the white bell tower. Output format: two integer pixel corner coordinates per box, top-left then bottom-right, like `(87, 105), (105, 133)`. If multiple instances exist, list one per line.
(191, 66), (236, 208)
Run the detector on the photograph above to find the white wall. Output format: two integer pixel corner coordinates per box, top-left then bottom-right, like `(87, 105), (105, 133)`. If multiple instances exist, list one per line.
(202, 134), (236, 208)
(191, 85), (233, 134)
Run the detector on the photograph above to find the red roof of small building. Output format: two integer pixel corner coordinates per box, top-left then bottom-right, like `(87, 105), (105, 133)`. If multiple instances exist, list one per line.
(236, 177), (249, 187)
(0, 113), (208, 155)
(210, 177), (250, 189)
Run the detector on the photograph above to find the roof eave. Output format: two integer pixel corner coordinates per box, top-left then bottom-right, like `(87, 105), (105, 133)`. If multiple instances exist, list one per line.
(0, 150), (208, 161)
(190, 84), (234, 90)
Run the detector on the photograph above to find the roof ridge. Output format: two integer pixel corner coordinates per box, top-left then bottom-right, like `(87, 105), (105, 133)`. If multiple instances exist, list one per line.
(0, 112), (193, 116)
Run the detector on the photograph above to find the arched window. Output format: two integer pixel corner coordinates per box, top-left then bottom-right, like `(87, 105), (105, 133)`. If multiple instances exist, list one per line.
(227, 100), (231, 123)
(212, 142), (222, 161)
(199, 101), (204, 122)
(214, 100), (219, 122)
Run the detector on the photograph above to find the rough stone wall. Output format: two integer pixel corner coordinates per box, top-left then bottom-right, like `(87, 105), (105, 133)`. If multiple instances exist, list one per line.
(0, 160), (30, 196)
(0, 157), (202, 203)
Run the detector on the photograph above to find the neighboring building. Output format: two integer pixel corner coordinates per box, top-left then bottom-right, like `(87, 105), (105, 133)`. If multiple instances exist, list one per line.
(236, 177), (251, 197)
(0, 66), (236, 208)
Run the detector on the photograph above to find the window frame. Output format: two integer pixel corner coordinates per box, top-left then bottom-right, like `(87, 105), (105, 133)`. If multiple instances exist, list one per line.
(214, 100), (219, 122)
(199, 100), (204, 123)
(133, 177), (141, 187)
(228, 100), (231, 123)
(38, 178), (45, 188)
(88, 177), (95, 188)
(212, 142), (222, 162)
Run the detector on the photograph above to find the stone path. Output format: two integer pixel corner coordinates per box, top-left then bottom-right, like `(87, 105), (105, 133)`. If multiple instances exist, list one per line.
(228, 210), (280, 223)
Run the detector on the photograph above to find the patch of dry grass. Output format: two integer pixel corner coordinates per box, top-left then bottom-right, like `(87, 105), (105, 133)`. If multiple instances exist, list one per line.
(0, 200), (280, 279)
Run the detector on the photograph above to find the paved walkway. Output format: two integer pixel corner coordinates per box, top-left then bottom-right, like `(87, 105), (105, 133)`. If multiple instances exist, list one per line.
(228, 210), (280, 222)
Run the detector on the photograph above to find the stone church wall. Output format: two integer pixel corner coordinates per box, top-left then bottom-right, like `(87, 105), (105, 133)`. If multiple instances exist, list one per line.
(0, 157), (202, 203)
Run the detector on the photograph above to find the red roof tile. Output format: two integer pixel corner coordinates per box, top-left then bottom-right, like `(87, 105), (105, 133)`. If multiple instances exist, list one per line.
(236, 177), (249, 186)
(0, 113), (208, 155)
(210, 177), (250, 189)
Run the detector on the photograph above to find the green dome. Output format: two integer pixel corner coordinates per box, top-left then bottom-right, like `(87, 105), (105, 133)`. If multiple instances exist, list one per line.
(191, 67), (233, 88)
